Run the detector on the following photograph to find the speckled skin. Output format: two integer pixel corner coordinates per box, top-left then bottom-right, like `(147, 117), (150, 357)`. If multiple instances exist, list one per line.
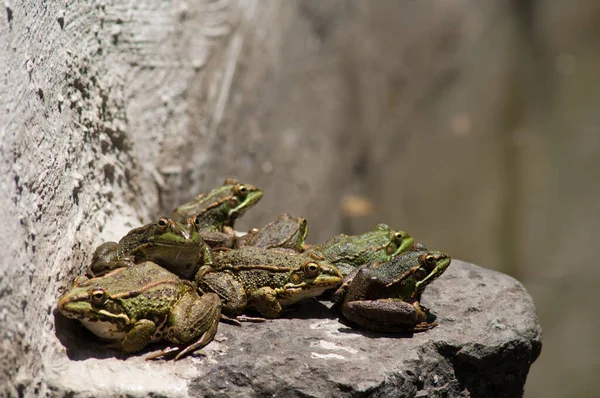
(171, 179), (263, 231)
(337, 250), (451, 332)
(306, 224), (415, 276)
(58, 261), (221, 359)
(88, 217), (212, 280)
(237, 213), (308, 251)
(198, 247), (343, 318)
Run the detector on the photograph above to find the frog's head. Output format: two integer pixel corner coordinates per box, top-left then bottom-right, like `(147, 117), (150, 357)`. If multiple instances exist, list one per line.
(57, 273), (131, 340)
(385, 229), (414, 257)
(145, 217), (201, 246)
(376, 250), (450, 301)
(278, 260), (343, 305)
(225, 181), (263, 223)
(139, 217), (205, 279)
(413, 251), (451, 297)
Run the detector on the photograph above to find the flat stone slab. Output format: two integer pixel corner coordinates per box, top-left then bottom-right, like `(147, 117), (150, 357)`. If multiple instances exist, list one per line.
(47, 260), (542, 397)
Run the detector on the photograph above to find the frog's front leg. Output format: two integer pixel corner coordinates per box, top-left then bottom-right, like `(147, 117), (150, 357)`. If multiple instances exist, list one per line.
(221, 226), (237, 244)
(342, 298), (431, 333)
(194, 264), (217, 283)
(331, 266), (363, 305)
(121, 319), (157, 353)
(250, 287), (282, 318)
(88, 242), (119, 277)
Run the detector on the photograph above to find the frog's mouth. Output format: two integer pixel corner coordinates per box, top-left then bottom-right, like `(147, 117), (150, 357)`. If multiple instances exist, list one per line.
(58, 298), (131, 340)
(415, 257), (451, 296)
(278, 285), (332, 306)
(278, 282), (338, 306)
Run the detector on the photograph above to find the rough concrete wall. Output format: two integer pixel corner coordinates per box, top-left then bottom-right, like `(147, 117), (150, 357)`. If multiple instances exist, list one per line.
(0, 1), (362, 394)
(0, 0), (204, 392)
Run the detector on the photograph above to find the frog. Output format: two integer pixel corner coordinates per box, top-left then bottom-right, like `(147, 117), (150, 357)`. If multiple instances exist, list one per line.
(57, 261), (222, 360)
(171, 179), (263, 242)
(335, 249), (451, 333)
(305, 224), (416, 276)
(196, 246), (343, 318)
(88, 216), (212, 282)
(236, 213), (308, 252)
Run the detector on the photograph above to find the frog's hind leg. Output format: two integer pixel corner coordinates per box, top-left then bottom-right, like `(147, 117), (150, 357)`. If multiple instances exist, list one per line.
(147, 292), (221, 360)
(342, 298), (429, 333)
(173, 315), (219, 360)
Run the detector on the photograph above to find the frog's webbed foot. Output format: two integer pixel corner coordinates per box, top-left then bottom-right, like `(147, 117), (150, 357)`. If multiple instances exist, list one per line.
(234, 314), (267, 323)
(145, 346), (208, 361)
(413, 321), (438, 331)
(219, 314), (243, 326)
(218, 313), (267, 325)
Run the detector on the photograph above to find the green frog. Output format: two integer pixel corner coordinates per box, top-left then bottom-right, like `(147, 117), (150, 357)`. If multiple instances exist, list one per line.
(336, 250), (451, 333)
(197, 247), (343, 318)
(88, 217), (212, 282)
(236, 213), (308, 252)
(172, 178), (263, 235)
(306, 224), (416, 276)
(57, 261), (222, 360)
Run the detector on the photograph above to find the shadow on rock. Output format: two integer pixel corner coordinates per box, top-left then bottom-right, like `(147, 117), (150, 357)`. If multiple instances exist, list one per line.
(55, 310), (189, 361)
(54, 310), (126, 361)
(280, 298), (338, 320)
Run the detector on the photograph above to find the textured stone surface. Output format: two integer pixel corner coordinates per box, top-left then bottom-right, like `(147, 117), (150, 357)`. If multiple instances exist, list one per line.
(47, 260), (541, 397)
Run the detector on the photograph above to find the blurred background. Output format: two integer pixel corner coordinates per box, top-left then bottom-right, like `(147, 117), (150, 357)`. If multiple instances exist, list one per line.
(165, 1), (598, 396)
(138, 1), (599, 396)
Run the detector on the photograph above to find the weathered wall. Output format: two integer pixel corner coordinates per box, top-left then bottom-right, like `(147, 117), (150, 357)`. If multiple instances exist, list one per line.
(1, 0), (598, 397)
(0, 1), (363, 395)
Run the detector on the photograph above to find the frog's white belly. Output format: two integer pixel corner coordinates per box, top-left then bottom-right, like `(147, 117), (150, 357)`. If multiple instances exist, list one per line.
(81, 319), (126, 340)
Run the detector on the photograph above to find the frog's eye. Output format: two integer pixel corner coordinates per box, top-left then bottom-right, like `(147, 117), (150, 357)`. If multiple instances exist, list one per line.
(238, 185), (248, 196)
(424, 254), (438, 269)
(395, 232), (405, 241)
(303, 262), (321, 278)
(157, 218), (170, 230)
(193, 216), (201, 226)
(90, 289), (107, 306)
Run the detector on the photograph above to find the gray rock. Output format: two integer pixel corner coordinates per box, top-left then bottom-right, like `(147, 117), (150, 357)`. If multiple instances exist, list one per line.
(46, 260), (541, 397)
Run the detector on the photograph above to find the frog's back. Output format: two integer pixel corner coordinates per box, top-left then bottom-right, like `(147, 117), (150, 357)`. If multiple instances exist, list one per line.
(102, 262), (183, 320)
